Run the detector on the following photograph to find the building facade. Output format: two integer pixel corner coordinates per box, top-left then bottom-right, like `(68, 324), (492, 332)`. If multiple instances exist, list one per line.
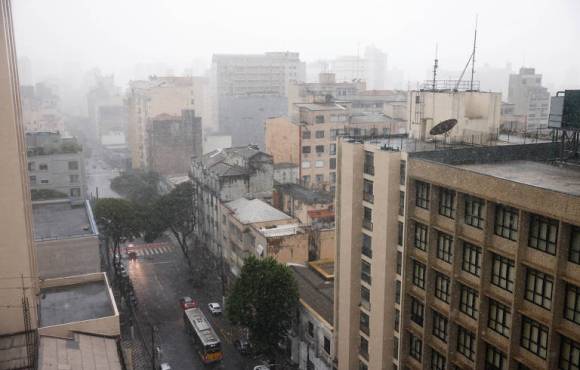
(508, 67), (551, 132)
(147, 109), (202, 176)
(26, 132), (86, 201)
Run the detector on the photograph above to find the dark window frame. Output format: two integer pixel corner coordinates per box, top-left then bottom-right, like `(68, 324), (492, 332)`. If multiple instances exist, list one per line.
(495, 204), (519, 241)
(436, 231), (453, 263)
(457, 326), (476, 361)
(412, 260), (426, 290)
(465, 195), (485, 229)
(564, 283), (580, 325)
(524, 268), (553, 310)
(488, 299), (511, 337)
(432, 310), (448, 343)
(491, 253), (515, 292)
(462, 242), (482, 277)
(459, 284), (479, 319)
(410, 297), (424, 326)
(416, 181), (430, 209)
(438, 187), (456, 219)
(560, 335), (580, 370)
(414, 222), (428, 251)
(569, 226), (580, 265)
(434, 272), (450, 303)
(520, 316), (549, 359)
(528, 214), (558, 255)
(409, 333), (422, 361)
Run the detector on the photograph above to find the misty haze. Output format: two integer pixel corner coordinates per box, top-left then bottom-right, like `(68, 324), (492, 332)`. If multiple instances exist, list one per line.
(0, 1), (579, 370)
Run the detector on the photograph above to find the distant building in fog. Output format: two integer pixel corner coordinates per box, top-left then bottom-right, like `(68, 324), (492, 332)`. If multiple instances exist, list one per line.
(508, 67), (551, 131)
(211, 52), (306, 147)
(147, 109), (202, 176)
(21, 82), (66, 133)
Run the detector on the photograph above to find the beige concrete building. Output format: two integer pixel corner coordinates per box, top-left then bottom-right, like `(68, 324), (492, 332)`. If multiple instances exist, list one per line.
(220, 197), (309, 276)
(126, 76), (196, 169)
(408, 90), (501, 144)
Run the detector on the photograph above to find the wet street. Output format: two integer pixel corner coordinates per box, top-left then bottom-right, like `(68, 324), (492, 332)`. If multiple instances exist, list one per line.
(85, 151), (120, 199)
(126, 240), (257, 370)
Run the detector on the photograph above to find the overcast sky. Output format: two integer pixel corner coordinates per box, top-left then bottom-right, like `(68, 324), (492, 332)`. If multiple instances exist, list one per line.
(12, 0), (580, 90)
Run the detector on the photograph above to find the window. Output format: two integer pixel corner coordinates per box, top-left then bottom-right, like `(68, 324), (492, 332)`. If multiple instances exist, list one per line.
(414, 222), (428, 251)
(416, 181), (430, 209)
(569, 226), (580, 265)
(69, 174), (79, 183)
(302, 161), (311, 169)
(330, 129), (339, 140)
(29, 175), (36, 185)
(329, 172), (336, 185)
(361, 286), (370, 309)
(39, 163), (48, 171)
(495, 204), (519, 241)
(395, 280), (401, 304)
(329, 143), (336, 155)
(302, 175), (310, 185)
(315, 115), (325, 124)
(457, 326), (475, 361)
(315, 174), (324, 183)
(302, 130), (311, 139)
(435, 272), (450, 303)
(307, 321), (314, 337)
(488, 299), (511, 337)
(315, 145), (325, 154)
(412, 260), (426, 289)
(323, 336), (331, 354)
(432, 310), (448, 342)
(302, 146), (311, 154)
(399, 191), (405, 216)
(409, 333), (422, 361)
(439, 188), (455, 219)
(398, 222), (404, 246)
(528, 214), (558, 255)
(28, 162), (35, 171)
(520, 316), (549, 359)
(459, 284), (479, 319)
(525, 268), (553, 310)
(363, 151), (374, 175)
(486, 344), (507, 370)
(360, 311), (370, 335)
(491, 253), (515, 292)
(393, 337), (399, 360)
(560, 335), (580, 370)
(431, 349), (446, 370)
(315, 161), (324, 168)
(362, 233), (372, 258)
(359, 361), (368, 370)
(396, 252), (402, 274)
(363, 179), (374, 203)
(314, 130), (325, 139)
(68, 161), (79, 170)
(436, 232), (453, 263)
(360, 336), (369, 359)
(361, 260), (371, 285)
(363, 207), (373, 231)
(394, 309), (400, 333)
(40, 179), (49, 184)
(462, 242), (482, 276)
(565, 283), (580, 325)
(410, 297), (424, 326)
(399, 160), (406, 185)
(330, 158), (336, 170)
(465, 195), (485, 229)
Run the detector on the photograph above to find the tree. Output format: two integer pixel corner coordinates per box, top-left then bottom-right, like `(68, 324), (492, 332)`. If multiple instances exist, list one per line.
(226, 256), (299, 357)
(94, 198), (142, 267)
(110, 170), (160, 205)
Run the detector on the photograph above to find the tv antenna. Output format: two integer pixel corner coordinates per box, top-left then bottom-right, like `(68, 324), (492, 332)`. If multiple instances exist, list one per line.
(432, 43), (439, 92)
(454, 16), (479, 92)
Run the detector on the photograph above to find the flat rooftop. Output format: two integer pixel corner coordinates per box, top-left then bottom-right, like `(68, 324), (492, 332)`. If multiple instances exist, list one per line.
(39, 333), (122, 370)
(226, 197), (292, 224)
(457, 160), (580, 197)
(32, 200), (95, 240)
(259, 223), (301, 237)
(290, 264), (334, 325)
(40, 280), (114, 327)
(276, 183), (333, 204)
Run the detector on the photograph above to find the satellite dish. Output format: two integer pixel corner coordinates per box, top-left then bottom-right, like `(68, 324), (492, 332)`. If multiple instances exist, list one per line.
(430, 118), (458, 135)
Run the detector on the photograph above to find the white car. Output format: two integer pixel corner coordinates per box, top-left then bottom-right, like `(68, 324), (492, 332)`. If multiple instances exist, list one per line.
(208, 302), (222, 315)
(253, 366), (270, 370)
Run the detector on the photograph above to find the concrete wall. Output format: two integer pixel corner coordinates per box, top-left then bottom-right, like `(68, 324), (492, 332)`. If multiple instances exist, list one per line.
(28, 151), (86, 200)
(0, 0), (40, 334)
(318, 229), (336, 261)
(265, 116), (300, 165)
(291, 302), (334, 370)
(36, 235), (100, 279)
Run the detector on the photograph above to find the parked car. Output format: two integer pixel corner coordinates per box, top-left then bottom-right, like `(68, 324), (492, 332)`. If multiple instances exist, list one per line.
(208, 302), (222, 315)
(159, 363), (171, 370)
(253, 366), (270, 370)
(234, 337), (251, 355)
(179, 296), (197, 310)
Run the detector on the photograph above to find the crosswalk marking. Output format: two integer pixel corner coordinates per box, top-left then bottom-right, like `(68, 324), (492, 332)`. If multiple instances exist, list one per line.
(131, 243), (174, 257)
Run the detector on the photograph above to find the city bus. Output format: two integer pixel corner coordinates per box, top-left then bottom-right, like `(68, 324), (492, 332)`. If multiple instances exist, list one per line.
(183, 307), (223, 364)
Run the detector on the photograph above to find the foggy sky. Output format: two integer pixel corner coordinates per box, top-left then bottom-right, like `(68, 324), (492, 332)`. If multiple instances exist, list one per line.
(12, 0), (580, 90)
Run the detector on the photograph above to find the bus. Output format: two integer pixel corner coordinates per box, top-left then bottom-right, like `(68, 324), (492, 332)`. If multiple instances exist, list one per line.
(183, 307), (223, 364)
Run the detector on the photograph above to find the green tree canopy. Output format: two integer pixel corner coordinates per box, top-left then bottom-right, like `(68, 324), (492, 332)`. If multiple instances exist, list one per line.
(110, 170), (160, 205)
(226, 256), (299, 357)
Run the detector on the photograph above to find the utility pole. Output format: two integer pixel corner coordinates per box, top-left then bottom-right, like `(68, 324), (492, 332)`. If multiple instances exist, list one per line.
(470, 15), (478, 91)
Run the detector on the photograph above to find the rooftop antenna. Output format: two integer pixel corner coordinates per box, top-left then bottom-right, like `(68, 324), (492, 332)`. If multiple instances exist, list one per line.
(469, 15), (478, 91)
(432, 43), (439, 91)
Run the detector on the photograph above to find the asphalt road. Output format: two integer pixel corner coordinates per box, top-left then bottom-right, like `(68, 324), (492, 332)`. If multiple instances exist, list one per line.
(127, 241), (258, 370)
(85, 152), (120, 199)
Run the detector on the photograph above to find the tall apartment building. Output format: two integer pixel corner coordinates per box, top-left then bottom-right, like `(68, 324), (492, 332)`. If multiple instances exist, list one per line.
(126, 76), (196, 169)
(329, 46), (388, 90)
(211, 52), (305, 147)
(26, 131), (86, 201)
(408, 90), (501, 144)
(147, 109), (202, 176)
(21, 82), (65, 133)
(265, 100), (404, 192)
(508, 67), (551, 131)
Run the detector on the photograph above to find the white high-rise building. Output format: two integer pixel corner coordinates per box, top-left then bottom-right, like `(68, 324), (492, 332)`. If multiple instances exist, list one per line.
(508, 67), (551, 131)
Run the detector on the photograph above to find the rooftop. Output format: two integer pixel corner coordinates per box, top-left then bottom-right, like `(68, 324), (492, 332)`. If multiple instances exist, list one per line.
(32, 200), (96, 240)
(275, 183), (333, 204)
(197, 145), (267, 176)
(457, 160), (580, 197)
(225, 197), (292, 224)
(290, 264), (334, 325)
(295, 102), (346, 111)
(258, 223), (301, 238)
(40, 280), (115, 327)
(38, 333), (122, 370)
(274, 162), (299, 169)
